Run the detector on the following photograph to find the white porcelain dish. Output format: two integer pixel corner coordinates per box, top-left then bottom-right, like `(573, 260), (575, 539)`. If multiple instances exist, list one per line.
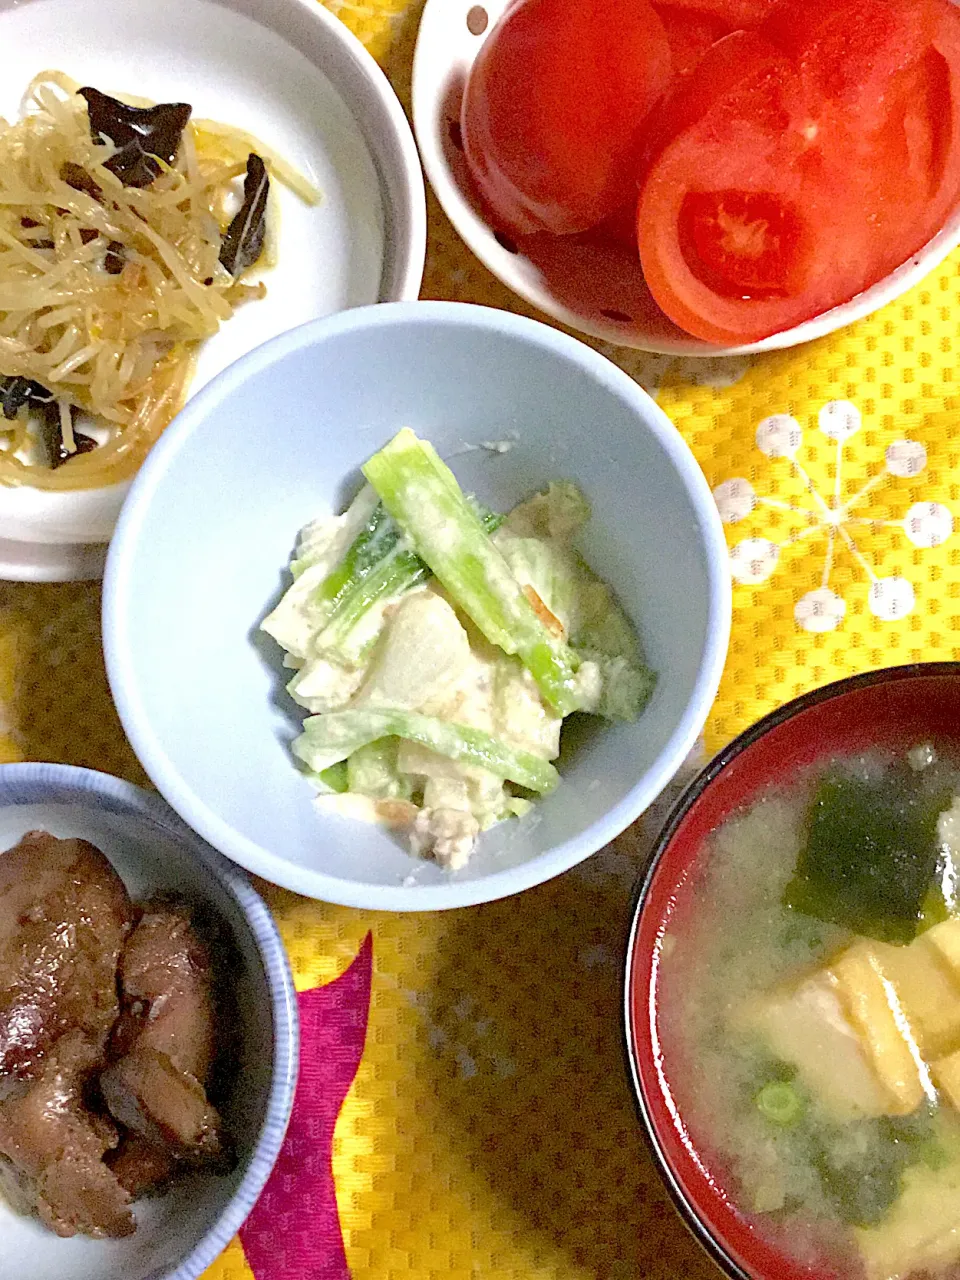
(0, 0), (426, 581)
(412, 0), (960, 357)
(0, 763), (298, 1280)
(103, 300), (731, 912)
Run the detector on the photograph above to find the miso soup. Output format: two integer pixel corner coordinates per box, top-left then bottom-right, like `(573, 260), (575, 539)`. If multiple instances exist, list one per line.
(657, 744), (960, 1280)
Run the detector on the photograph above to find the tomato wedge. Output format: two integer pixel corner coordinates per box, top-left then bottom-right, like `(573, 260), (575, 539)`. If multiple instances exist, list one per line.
(637, 3), (960, 344)
(637, 31), (832, 343)
(461, 0), (672, 235)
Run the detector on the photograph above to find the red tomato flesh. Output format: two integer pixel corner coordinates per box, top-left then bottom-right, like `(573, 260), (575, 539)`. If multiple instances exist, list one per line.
(461, 0), (672, 235)
(637, 2), (960, 344)
(654, 5), (732, 78)
(680, 190), (808, 295)
(584, 5), (734, 254)
(858, 3), (960, 277)
(763, 0), (939, 110)
(656, 0), (777, 26)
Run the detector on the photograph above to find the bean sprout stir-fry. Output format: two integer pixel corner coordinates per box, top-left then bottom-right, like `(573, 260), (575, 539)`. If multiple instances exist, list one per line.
(0, 72), (319, 488)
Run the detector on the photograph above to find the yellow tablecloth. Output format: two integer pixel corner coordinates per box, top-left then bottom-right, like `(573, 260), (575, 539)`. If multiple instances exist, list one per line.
(3, 4), (960, 1277)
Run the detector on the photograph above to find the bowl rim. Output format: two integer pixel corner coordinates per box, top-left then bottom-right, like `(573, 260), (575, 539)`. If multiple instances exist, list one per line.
(0, 761), (300, 1280)
(288, 0), (426, 306)
(411, 0), (960, 357)
(622, 660), (960, 1280)
(103, 297), (732, 911)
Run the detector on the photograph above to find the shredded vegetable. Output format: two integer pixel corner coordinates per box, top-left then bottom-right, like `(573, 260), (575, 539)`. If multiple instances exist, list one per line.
(0, 71), (320, 489)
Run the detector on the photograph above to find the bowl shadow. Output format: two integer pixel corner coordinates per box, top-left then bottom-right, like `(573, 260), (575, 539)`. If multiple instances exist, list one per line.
(248, 561), (303, 731)
(414, 809), (720, 1278)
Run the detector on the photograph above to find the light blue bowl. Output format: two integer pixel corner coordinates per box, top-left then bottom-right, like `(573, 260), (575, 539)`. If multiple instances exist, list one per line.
(103, 301), (731, 910)
(0, 764), (298, 1280)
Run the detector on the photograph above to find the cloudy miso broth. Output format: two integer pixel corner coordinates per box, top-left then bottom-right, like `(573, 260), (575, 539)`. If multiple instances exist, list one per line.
(656, 746), (960, 1280)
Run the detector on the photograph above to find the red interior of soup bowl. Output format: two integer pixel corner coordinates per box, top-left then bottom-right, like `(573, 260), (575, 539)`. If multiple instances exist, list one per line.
(624, 662), (960, 1280)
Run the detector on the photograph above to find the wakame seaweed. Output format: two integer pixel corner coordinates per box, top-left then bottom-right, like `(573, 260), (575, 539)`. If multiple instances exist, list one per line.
(79, 88), (192, 188)
(784, 765), (950, 944)
(813, 1108), (942, 1228)
(219, 154), (269, 276)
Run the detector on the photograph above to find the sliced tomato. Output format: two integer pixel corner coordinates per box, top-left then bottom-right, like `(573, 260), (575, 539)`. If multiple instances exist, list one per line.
(637, 4), (960, 344)
(763, 0), (939, 123)
(582, 6), (734, 253)
(461, 0), (673, 235)
(761, 0), (960, 281)
(680, 190), (809, 296)
(638, 26), (795, 174)
(654, 5), (732, 77)
(899, 1), (960, 250)
(637, 32), (868, 342)
(586, 202), (646, 254)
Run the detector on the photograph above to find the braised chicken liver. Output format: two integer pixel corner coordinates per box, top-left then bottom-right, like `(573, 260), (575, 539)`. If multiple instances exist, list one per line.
(0, 833), (232, 1238)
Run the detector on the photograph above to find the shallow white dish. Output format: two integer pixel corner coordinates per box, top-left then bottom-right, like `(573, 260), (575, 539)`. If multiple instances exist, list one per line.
(412, 0), (960, 357)
(103, 300), (730, 912)
(0, 0), (426, 580)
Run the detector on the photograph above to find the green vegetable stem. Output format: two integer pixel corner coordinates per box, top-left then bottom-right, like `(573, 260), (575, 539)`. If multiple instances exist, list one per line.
(293, 708), (559, 794)
(363, 428), (583, 715)
(312, 495), (502, 664)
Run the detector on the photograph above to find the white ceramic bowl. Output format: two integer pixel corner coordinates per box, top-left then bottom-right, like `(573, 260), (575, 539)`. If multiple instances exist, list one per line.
(412, 0), (960, 357)
(0, 0), (427, 582)
(103, 300), (730, 911)
(0, 763), (298, 1280)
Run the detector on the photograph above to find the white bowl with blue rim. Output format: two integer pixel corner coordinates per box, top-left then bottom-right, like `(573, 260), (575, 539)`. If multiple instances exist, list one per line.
(0, 763), (298, 1280)
(103, 299), (731, 912)
(0, 0), (426, 582)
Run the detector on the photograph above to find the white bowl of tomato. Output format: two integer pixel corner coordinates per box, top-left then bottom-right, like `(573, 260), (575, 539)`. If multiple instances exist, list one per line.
(413, 0), (960, 355)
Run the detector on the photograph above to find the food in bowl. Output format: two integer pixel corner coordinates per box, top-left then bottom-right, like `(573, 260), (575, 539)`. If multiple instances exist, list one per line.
(0, 830), (231, 1238)
(461, 0), (960, 345)
(261, 427), (655, 869)
(654, 741), (960, 1280)
(0, 71), (318, 490)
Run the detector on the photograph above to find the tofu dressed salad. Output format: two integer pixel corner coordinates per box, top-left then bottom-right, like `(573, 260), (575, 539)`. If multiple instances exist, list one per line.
(261, 429), (654, 869)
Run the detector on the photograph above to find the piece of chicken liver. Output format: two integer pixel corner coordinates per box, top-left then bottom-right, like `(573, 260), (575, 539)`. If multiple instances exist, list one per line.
(101, 903), (226, 1177)
(106, 1132), (178, 1199)
(0, 841), (230, 1235)
(0, 832), (134, 1078)
(100, 1047), (225, 1164)
(0, 1029), (134, 1237)
(114, 903), (217, 1083)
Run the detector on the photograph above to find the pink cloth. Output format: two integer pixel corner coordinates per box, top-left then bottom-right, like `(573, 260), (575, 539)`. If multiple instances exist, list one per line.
(240, 934), (373, 1279)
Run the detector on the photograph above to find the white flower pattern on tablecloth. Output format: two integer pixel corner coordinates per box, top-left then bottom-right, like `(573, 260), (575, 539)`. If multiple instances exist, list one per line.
(713, 401), (954, 632)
